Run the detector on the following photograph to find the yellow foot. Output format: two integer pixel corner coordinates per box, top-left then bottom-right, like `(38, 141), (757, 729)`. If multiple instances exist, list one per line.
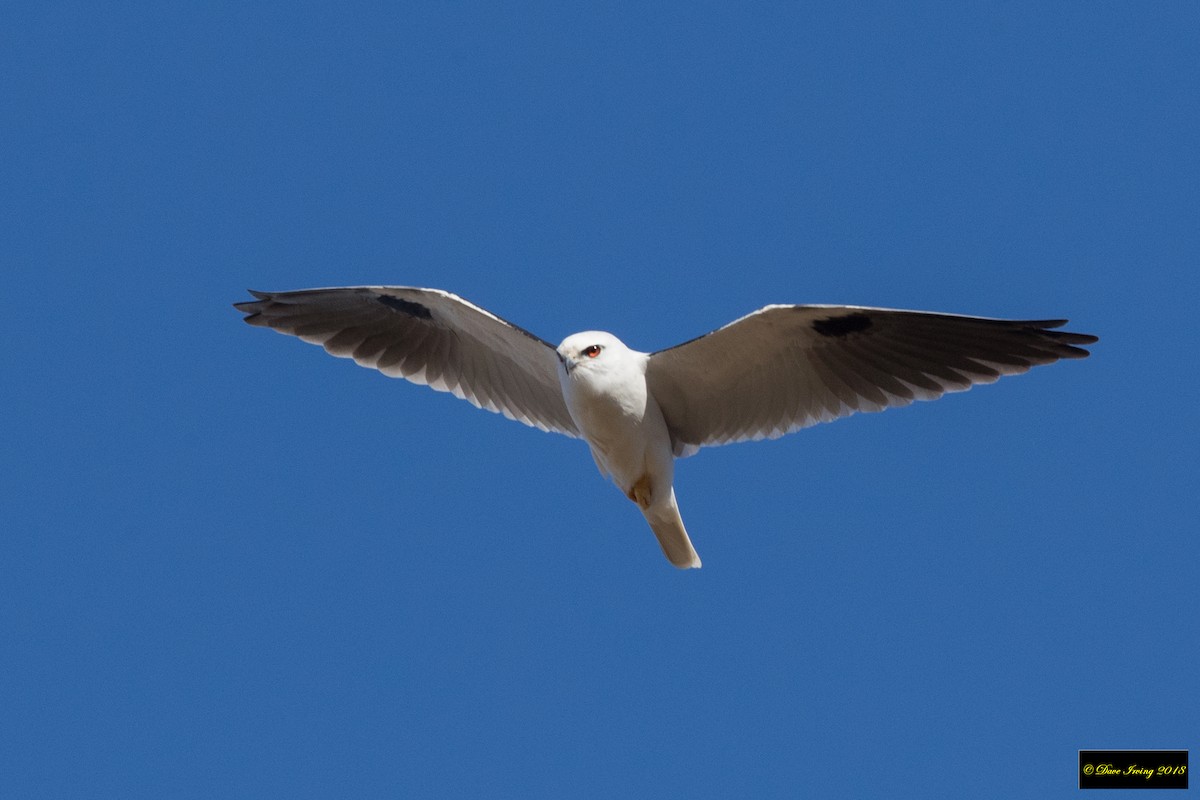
(626, 474), (653, 510)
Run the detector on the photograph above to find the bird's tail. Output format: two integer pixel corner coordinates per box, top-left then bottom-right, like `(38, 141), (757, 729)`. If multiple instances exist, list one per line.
(643, 489), (701, 569)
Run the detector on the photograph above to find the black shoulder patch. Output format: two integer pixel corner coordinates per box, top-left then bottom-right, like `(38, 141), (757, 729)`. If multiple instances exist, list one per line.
(377, 294), (433, 320)
(812, 312), (872, 337)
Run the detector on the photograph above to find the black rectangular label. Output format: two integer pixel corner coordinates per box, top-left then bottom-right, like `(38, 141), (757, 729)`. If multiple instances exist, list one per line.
(1079, 750), (1188, 789)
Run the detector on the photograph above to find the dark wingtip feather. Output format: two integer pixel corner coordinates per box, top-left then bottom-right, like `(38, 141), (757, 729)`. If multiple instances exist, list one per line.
(1060, 343), (1099, 357)
(1040, 323), (1098, 357)
(235, 291), (274, 323)
(1013, 319), (1097, 358)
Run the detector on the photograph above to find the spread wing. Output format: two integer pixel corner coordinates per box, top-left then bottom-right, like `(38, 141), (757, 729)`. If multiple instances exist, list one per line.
(235, 286), (579, 436)
(645, 305), (1097, 456)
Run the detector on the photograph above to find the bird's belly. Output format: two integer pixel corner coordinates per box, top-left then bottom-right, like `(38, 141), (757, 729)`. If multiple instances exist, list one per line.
(567, 390), (672, 490)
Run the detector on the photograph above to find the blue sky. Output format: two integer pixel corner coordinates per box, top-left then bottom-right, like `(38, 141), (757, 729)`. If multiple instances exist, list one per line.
(3, 2), (1196, 797)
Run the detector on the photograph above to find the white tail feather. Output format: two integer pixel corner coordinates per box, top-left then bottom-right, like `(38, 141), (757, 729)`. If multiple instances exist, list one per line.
(643, 490), (701, 569)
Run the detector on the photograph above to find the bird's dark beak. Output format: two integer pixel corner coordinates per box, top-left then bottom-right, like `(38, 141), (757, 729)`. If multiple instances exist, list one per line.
(557, 351), (574, 374)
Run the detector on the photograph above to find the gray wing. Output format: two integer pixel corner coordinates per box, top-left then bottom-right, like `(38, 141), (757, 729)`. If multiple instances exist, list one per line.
(235, 286), (579, 437)
(645, 304), (1097, 456)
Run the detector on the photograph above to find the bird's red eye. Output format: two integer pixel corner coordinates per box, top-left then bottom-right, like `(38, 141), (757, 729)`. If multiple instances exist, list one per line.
(583, 345), (602, 358)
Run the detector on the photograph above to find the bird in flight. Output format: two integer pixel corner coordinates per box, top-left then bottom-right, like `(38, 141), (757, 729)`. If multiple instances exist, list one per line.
(235, 286), (1096, 569)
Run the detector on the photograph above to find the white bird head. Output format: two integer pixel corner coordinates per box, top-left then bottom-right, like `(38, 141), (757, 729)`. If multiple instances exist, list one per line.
(556, 331), (632, 377)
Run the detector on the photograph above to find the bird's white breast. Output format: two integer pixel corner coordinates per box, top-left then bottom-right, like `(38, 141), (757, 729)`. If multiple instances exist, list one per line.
(559, 352), (670, 487)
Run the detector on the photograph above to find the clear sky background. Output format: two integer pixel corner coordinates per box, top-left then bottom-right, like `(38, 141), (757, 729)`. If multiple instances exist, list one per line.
(3, 2), (1196, 798)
